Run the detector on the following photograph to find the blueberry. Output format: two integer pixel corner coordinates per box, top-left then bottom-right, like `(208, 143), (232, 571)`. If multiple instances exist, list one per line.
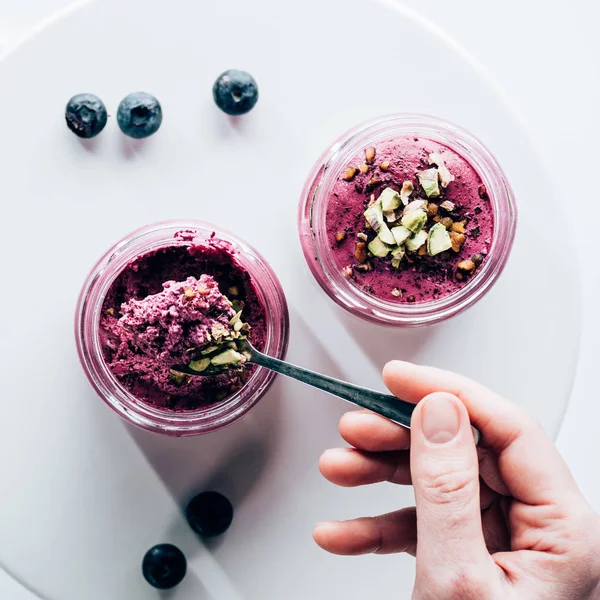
(65, 93), (107, 138)
(117, 92), (162, 139)
(212, 70), (259, 116)
(141, 544), (186, 590)
(186, 491), (233, 537)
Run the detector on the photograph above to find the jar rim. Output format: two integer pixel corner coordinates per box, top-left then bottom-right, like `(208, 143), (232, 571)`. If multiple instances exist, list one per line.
(299, 113), (517, 326)
(75, 219), (289, 436)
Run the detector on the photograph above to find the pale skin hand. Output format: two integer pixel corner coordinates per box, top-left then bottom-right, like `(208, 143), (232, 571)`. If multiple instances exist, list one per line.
(313, 361), (600, 599)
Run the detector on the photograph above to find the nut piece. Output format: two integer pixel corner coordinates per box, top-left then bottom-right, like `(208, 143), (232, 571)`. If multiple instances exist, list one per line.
(343, 266), (354, 279)
(379, 161), (390, 172)
(366, 177), (380, 188)
(359, 162), (370, 174)
(478, 184), (488, 199)
(449, 232), (466, 252)
(407, 295), (416, 303)
(418, 245), (427, 256)
(354, 241), (368, 263)
(228, 286), (239, 297)
(472, 253), (483, 266)
(455, 271), (464, 281)
(357, 232), (368, 241)
(451, 221), (466, 234)
(439, 200), (455, 212)
(427, 203), (438, 218)
(106, 307), (115, 317)
(440, 217), (454, 229)
(356, 262), (374, 272)
(391, 287), (401, 297)
(184, 288), (196, 298)
(335, 231), (346, 243)
(365, 147), (376, 164)
(457, 259), (476, 272)
(343, 167), (358, 181)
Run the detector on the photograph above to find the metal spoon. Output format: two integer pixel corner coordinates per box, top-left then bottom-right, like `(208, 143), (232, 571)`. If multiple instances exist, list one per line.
(175, 339), (481, 442)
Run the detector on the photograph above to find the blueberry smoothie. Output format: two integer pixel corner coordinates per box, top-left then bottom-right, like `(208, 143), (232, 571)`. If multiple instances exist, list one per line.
(326, 138), (493, 303)
(100, 236), (267, 411)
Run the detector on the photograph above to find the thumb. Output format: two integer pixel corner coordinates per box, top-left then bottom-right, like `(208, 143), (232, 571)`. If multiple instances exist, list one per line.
(411, 392), (491, 580)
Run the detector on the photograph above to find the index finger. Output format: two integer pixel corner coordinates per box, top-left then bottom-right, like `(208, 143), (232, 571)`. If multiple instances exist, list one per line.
(382, 360), (577, 507)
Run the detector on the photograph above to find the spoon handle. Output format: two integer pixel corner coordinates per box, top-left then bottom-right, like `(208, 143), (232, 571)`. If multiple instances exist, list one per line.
(250, 350), (415, 429)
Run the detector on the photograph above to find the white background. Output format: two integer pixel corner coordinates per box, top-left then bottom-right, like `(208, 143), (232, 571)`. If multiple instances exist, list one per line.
(0, 0), (598, 597)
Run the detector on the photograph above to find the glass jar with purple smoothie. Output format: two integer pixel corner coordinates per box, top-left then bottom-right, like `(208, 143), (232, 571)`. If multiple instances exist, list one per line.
(298, 114), (517, 327)
(76, 220), (289, 436)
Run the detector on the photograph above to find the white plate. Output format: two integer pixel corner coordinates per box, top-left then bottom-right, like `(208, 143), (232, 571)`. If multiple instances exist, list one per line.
(0, 0), (580, 598)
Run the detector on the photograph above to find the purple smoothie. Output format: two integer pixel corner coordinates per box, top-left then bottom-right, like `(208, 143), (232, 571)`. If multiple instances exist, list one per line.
(325, 137), (494, 303)
(100, 237), (267, 411)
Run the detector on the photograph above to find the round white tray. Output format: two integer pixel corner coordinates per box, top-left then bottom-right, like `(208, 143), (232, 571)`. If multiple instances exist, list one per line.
(0, 0), (580, 598)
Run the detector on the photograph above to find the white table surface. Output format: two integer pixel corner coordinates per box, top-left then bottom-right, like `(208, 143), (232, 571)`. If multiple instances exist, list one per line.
(0, 1), (598, 598)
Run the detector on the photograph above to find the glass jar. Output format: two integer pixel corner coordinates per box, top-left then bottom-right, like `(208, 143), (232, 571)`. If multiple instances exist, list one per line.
(298, 114), (517, 327)
(75, 220), (289, 436)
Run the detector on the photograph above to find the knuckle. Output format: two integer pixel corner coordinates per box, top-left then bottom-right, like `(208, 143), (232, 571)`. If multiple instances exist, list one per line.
(418, 464), (478, 506)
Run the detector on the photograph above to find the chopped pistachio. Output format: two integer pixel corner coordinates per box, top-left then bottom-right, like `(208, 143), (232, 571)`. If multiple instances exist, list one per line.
(189, 357), (211, 372)
(211, 349), (244, 367)
(439, 200), (455, 212)
(335, 231), (346, 242)
(405, 230), (428, 252)
(383, 210), (397, 223)
(391, 246), (405, 261)
(354, 241), (368, 263)
(200, 345), (220, 355)
(391, 288), (401, 297)
(451, 221), (466, 234)
(403, 199), (428, 214)
(364, 202), (384, 231)
(400, 180), (414, 206)
(391, 259), (402, 269)
(401, 209), (427, 234)
(368, 237), (391, 258)
(359, 162), (370, 174)
(428, 153), (455, 188)
(234, 320), (244, 332)
(357, 232), (368, 242)
(417, 168), (440, 198)
(365, 147), (376, 164)
(428, 223), (453, 256)
(343, 166), (358, 181)
(379, 187), (402, 212)
(229, 310), (243, 325)
(391, 225), (412, 245)
(379, 161), (390, 172)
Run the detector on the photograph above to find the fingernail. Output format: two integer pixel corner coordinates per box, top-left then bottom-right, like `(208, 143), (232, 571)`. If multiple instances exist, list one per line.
(421, 395), (461, 444)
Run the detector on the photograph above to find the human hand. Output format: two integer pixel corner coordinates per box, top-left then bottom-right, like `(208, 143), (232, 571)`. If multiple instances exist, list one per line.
(313, 361), (600, 599)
